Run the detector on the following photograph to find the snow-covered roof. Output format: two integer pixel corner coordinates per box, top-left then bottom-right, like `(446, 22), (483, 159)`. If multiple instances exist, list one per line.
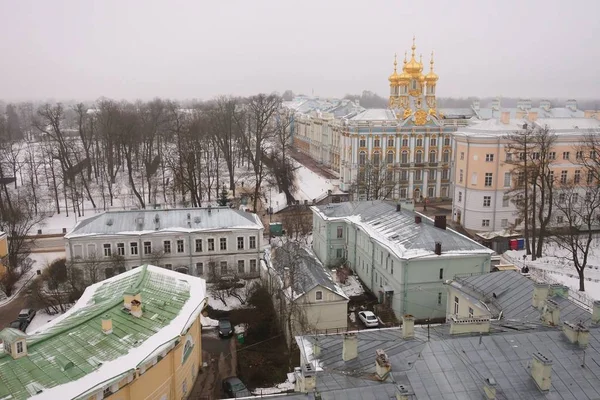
(0, 265), (207, 400)
(312, 201), (493, 260)
(349, 109), (397, 121)
(455, 117), (600, 138)
(65, 207), (264, 238)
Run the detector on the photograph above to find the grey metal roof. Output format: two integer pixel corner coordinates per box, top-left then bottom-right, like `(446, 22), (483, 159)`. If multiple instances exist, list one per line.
(272, 243), (348, 300)
(65, 207), (263, 238)
(456, 271), (592, 324)
(295, 324), (600, 399)
(313, 201), (492, 259)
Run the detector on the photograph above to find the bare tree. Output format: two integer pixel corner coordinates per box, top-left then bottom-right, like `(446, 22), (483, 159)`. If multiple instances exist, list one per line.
(351, 159), (396, 201)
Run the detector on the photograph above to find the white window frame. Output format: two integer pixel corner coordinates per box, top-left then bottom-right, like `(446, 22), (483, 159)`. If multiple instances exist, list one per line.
(315, 291), (323, 301)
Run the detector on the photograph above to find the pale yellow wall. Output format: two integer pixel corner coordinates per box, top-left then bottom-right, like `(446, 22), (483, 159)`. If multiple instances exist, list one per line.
(447, 286), (490, 319)
(297, 286), (348, 333)
(105, 316), (203, 400)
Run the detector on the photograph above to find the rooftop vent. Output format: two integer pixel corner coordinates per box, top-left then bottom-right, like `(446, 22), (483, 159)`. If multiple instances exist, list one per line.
(154, 214), (160, 223)
(187, 213), (191, 220)
(435, 242), (442, 255)
(106, 218), (113, 226)
(434, 215), (446, 230)
(415, 216), (422, 224)
(396, 204), (401, 212)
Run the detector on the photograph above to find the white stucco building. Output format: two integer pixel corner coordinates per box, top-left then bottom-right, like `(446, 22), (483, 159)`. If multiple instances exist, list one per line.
(64, 207), (264, 280)
(311, 201), (493, 320)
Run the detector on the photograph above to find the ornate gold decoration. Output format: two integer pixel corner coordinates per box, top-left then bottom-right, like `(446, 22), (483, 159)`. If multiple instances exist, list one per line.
(404, 36), (423, 76)
(428, 108), (437, 116)
(388, 53), (399, 86)
(414, 109), (428, 126)
(403, 108), (413, 119)
(425, 51), (439, 82)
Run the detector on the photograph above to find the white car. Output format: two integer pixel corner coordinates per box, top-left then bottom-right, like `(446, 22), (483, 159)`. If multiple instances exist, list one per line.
(357, 311), (379, 328)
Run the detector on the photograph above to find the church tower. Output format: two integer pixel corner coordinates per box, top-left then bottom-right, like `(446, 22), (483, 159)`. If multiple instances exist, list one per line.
(388, 37), (438, 125)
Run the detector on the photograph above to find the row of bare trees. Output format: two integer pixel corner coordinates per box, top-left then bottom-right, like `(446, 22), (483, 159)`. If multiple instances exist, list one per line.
(505, 125), (600, 291)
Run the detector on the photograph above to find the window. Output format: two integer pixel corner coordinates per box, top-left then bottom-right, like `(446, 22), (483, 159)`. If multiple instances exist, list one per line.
(563, 151), (570, 160)
(391, 260), (394, 275)
(484, 173), (493, 187)
(195, 239), (202, 252)
(591, 151), (597, 160)
(471, 172), (478, 185)
(144, 241), (152, 255)
(549, 152), (556, 160)
(505, 152), (512, 161)
(359, 138), (366, 147)
(116, 243), (125, 256)
(220, 238), (227, 250)
(576, 151), (583, 160)
(482, 219), (490, 227)
(519, 152), (525, 161)
(574, 170), (581, 184)
(503, 196), (509, 207)
(442, 169), (450, 180)
(557, 215), (564, 224)
(220, 261), (228, 274)
(177, 239), (184, 253)
(559, 193), (566, 202)
(387, 151), (394, 164)
(16, 341), (23, 354)
(130, 242), (138, 255)
(504, 172), (511, 188)
(485, 154), (494, 162)
(387, 138), (394, 147)
(400, 188), (407, 198)
(374, 138), (381, 147)
(429, 169), (436, 180)
(336, 226), (343, 238)
(103, 244), (111, 257)
(459, 169), (463, 183)
(401, 151), (408, 164)
(237, 260), (245, 274)
(237, 237), (244, 250)
(196, 262), (203, 275)
(468, 307), (474, 318)
(414, 170), (422, 181)
(442, 150), (450, 163)
(402, 137), (408, 147)
(359, 151), (366, 165)
(428, 186), (434, 197)
(415, 150), (423, 163)
(483, 196), (491, 207)
(429, 150), (436, 163)
(460, 152), (464, 160)
(373, 152), (380, 166)
(400, 170), (408, 180)
(458, 192), (462, 202)
(316, 291), (323, 301)
(336, 248), (343, 258)
(454, 296), (459, 314)
(439, 268), (444, 279)
(518, 171), (525, 186)
(416, 137), (423, 147)
(560, 170), (568, 184)
(532, 152), (540, 160)
(250, 259), (257, 272)
(573, 193), (579, 203)
(588, 172), (594, 185)
(249, 236), (256, 249)
(444, 136), (450, 146)
(437, 292), (442, 305)
(587, 191), (592, 202)
(208, 238), (215, 251)
(163, 241), (171, 253)
(430, 137), (437, 147)
(501, 219), (508, 228)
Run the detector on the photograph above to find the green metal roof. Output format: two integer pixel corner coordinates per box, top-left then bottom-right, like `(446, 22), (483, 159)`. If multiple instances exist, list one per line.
(0, 265), (192, 400)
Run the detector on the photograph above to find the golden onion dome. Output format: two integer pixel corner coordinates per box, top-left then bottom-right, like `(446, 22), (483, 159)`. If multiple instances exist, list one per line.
(404, 38), (423, 75)
(398, 53), (411, 84)
(388, 54), (400, 85)
(425, 51), (439, 82)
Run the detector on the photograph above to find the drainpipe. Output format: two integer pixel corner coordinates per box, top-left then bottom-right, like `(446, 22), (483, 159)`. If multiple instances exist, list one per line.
(139, 236), (143, 266)
(370, 239), (375, 291)
(353, 227), (358, 270)
(403, 260), (409, 314)
(188, 232), (193, 275)
(491, 138), (501, 231)
(462, 137), (471, 227)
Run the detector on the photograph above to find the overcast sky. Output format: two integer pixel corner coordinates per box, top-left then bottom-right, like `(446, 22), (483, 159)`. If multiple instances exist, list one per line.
(1, 0), (598, 102)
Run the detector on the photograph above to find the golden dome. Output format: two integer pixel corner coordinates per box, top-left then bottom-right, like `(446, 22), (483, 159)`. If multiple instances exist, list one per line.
(397, 52), (411, 84)
(425, 51), (439, 82)
(388, 53), (400, 85)
(404, 36), (423, 75)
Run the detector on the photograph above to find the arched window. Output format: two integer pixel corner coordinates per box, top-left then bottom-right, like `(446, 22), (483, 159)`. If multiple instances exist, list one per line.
(429, 150), (436, 163)
(401, 151), (408, 164)
(443, 150), (450, 163)
(444, 136), (450, 146)
(402, 136), (409, 147)
(359, 151), (366, 165)
(373, 137), (381, 148)
(416, 137), (423, 147)
(387, 151), (394, 164)
(373, 152), (380, 166)
(415, 150), (423, 164)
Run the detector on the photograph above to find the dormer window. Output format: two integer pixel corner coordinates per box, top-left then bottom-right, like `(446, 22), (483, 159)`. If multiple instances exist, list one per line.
(16, 341), (24, 354)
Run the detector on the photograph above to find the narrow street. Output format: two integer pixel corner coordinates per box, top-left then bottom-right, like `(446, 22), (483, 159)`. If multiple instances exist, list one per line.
(190, 333), (237, 399)
(0, 291), (30, 329)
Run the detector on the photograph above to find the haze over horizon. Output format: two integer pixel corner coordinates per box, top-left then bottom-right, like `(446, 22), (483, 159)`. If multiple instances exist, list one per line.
(1, 0), (598, 102)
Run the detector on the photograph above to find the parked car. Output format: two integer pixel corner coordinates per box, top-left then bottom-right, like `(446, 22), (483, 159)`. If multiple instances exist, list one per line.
(358, 310), (379, 328)
(222, 376), (252, 398)
(9, 320), (28, 332)
(218, 319), (233, 338)
(18, 309), (36, 323)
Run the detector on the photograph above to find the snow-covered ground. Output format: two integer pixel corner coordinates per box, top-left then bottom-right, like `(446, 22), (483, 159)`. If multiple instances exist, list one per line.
(27, 308), (69, 334)
(252, 374), (295, 395)
(338, 275), (365, 297)
(29, 251), (66, 271)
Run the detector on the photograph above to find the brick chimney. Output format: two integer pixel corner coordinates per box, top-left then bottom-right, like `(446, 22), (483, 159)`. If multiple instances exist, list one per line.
(342, 332), (358, 361)
(531, 352), (553, 392)
(402, 314), (415, 339)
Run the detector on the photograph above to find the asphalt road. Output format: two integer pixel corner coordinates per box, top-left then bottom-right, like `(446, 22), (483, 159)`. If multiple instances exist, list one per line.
(190, 332), (237, 399)
(0, 291), (31, 330)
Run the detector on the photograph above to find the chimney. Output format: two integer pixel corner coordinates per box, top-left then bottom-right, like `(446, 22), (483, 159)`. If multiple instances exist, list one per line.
(491, 97), (501, 111)
(301, 363), (316, 392)
(449, 315), (491, 335)
(394, 385), (410, 400)
(101, 315), (113, 334)
(531, 352), (553, 392)
(375, 349), (392, 381)
(434, 242), (442, 255)
(541, 299), (560, 326)
(563, 321), (590, 347)
(539, 99), (551, 111)
(313, 338), (321, 358)
(527, 111), (538, 122)
(415, 215), (422, 224)
(130, 299), (143, 318)
(342, 332), (358, 361)
(402, 314), (415, 339)
(123, 290), (142, 310)
(472, 99), (480, 111)
(549, 283), (568, 298)
(283, 267), (291, 288)
(434, 215), (446, 230)
(483, 378), (497, 400)
(592, 300), (600, 324)
(566, 99), (577, 112)
(396, 204), (401, 212)
(585, 110), (596, 119)
(532, 282), (549, 309)
(500, 111), (510, 124)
